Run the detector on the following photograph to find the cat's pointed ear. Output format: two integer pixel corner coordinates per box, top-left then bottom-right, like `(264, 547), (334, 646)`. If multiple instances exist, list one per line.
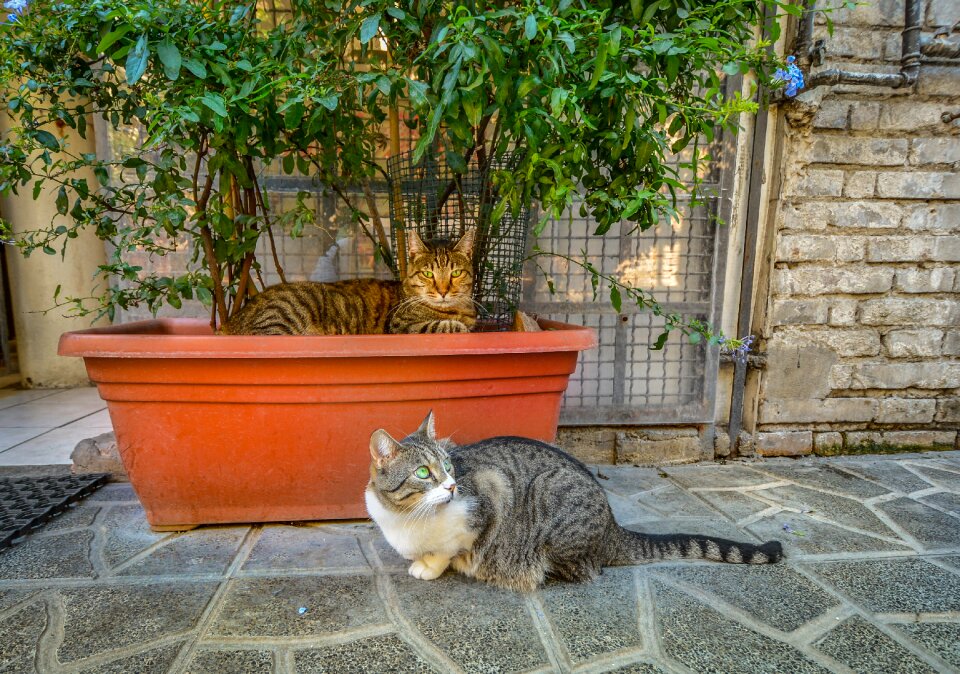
(407, 230), (428, 259)
(453, 228), (476, 256)
(370, 429), (401, 467)
(416, 410), (436, 440)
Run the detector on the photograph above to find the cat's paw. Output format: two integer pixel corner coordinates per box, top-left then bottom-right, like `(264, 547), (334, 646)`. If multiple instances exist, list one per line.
(409, 559), (444, 580)
(438, 320), (469, 333)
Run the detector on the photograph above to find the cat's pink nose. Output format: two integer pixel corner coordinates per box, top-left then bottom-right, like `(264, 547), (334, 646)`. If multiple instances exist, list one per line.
(445, 481), (456, 493)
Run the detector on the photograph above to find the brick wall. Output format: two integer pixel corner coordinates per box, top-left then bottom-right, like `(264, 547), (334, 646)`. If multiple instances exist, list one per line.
(754, 0), (960, 456)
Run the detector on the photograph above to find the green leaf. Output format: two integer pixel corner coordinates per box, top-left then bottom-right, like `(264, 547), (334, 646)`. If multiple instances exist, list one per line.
(650, 331), (670, 351)
(157, 40), (181, 81)
(55, 186), (68, 215)
(34, 130), (59, 151)
(182, 58), (207, 78)
(200, 93), (227, 117)
(317, 94), (338, 111)
(688, 331), (702, 344)
(524, 14), (537, 41)
(610, 285), (622, 313)
(406, 79), (429, 107)
(360, 13), (382, 44)
(97, 25), (131, 54)
(229, 4), (249, 25)
(196, 286), (213, 306)
(125, 35), (149, 85)
(557, 31), (575, 54)
(589, 36), (608, 90)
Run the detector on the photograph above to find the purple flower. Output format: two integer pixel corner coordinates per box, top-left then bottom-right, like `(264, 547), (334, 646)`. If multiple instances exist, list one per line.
(4, 0), (27, 21)
(722, 334), (754, 364)
(774, 55), (805, 97)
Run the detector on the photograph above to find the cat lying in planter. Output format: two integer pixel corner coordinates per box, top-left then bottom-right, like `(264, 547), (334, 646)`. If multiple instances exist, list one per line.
(222, 229), (477, 335)
(365, 412), (784, 593)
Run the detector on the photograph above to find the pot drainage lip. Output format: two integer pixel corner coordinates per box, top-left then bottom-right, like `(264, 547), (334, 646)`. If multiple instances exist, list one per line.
(0, 473), (109, 550)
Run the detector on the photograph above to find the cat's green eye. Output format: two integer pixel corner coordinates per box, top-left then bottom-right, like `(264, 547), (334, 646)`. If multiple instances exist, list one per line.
(421, 270), (434, 278)
(443, 460), (453, 472)
(451, 270), (463, 278)
(414, 466), (431, 479)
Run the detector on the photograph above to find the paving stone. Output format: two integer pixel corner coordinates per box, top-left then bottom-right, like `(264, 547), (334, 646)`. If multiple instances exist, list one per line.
(592, 465), (665, 496)
(625, 518), (759, 545)
(837, 462), (936, 494)
(371, 534), (408, 571)
(117, 527), (247, 576)
(814, 616), (936, 674)
(0, 604), (44, 673)
(607, 663), (669, 674)
(392, 572), (549, 673)
(751, 463), (890, 498)
(243, 525), (368, 572)
(84, 483), (138, 502)
(635, 485), (717, 518)
(747, 513), (910, 556)
(808, 558), (960, 613)
(211, 575), (384, 638)
(876, 498), (960, 549)
(904, 464), (960, 492)
(653, 564), (840, 632)
(0, 589), (39, 613)
(42, 505), (100, 532)
(187, 648), (274, 673)
(0, 530), (95, 579)
(919, 492), (960, 516)
(661, 464), (775, 490)
(894, 623), (960, 670)
(59, 583), (218, 662)
(932, 555), (960, 572)
(540, 567), (642, 662)
(692, 490), (774, 522)
(652, 580), (830, 673)
(101, 505), (169, 569)
(607, 491), (659, 526)
(82, 643), (182, 673)
(295, 634), (438, 673)
(751, 485), (896, 538)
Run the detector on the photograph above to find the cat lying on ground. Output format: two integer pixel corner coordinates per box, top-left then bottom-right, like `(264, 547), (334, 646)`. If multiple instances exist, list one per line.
(365, 412), (783, 592)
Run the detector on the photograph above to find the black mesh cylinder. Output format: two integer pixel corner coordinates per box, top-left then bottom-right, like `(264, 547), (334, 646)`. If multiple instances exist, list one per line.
(386, 149), (529, 331)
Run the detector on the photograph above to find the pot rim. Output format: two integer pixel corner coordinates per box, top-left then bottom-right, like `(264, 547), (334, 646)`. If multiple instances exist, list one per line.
(58, 317), (597, 359)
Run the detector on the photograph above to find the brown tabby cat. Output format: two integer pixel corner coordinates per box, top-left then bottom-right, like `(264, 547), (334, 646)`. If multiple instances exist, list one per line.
(221, 229), (477, 335)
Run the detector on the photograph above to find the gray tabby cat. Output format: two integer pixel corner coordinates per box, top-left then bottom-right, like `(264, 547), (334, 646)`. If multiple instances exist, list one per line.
(366, 412), (784, 592)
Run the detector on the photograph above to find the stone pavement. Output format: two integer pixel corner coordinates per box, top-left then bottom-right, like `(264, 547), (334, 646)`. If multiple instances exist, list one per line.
(1, 452), (959, 673)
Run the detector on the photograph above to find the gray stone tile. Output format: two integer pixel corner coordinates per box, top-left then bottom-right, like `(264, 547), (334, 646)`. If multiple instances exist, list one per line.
(81, 643), (182, 673)
(919, 492), (960, 516)
(243, 525), (367, 572)
(84, 483), (138, 502)
(593, 465), (666, 496)
(814, 616), (936, 674)
(652, 581), (829, 673)
(625, 518), (759, 545)
(876, 498), (960, 550)
(747, 513), (911, 556)
(932, 555), (960, 572)
(607, 663), (669, 674)
(653, 564), (840, 632)
(43, 505), (100, 532)
(0, 604), (44, 673)
(392, 572), (549, 673)
(117, 527), (247, 576)
(0, 530), (95, 579)
(211, 575), (384, 638)
(540, 567), (642, 662)
(808, 558), (960, 613)
(665, 463), (783, 490)
(894, 622), (960, 670)
(371, 534), (408, 571)
(752, 485), (896, 537)
(295, 634), (438, 673)
(690, 489), (773, 522)
(188, 649), (274, 673)
(905, 464), (960, 492)
(607, 491), (659, 526)
(101, 505), (169, 568)
(59, 583), (218, 662)
(752, 462), (891, 498)
(838, 462), (935, 494)
(635, 485), (716, 518)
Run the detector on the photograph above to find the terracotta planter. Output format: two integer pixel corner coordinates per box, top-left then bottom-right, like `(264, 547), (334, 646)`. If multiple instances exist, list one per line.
(59, 318), (596, 528)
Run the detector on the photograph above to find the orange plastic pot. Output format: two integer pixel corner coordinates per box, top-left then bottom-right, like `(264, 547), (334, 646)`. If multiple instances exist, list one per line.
(59, 318), (596, 528)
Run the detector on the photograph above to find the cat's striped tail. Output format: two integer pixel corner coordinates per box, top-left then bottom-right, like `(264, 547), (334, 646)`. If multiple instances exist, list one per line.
(607, 527), (783, 565)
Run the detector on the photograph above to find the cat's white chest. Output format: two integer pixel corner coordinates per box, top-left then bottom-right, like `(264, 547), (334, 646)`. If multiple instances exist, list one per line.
(365, 488), (476, 560)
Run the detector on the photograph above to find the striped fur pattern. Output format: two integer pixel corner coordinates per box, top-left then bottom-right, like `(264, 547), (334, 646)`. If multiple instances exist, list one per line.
(366, 413), (784, 592)
(221, 230), (477, 335)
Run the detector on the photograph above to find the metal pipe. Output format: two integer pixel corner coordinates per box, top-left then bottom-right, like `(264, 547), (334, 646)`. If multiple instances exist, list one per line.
(794, 1), (817, 69)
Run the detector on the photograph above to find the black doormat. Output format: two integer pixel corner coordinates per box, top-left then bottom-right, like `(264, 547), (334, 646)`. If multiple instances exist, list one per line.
(0, 473), (109, 549)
